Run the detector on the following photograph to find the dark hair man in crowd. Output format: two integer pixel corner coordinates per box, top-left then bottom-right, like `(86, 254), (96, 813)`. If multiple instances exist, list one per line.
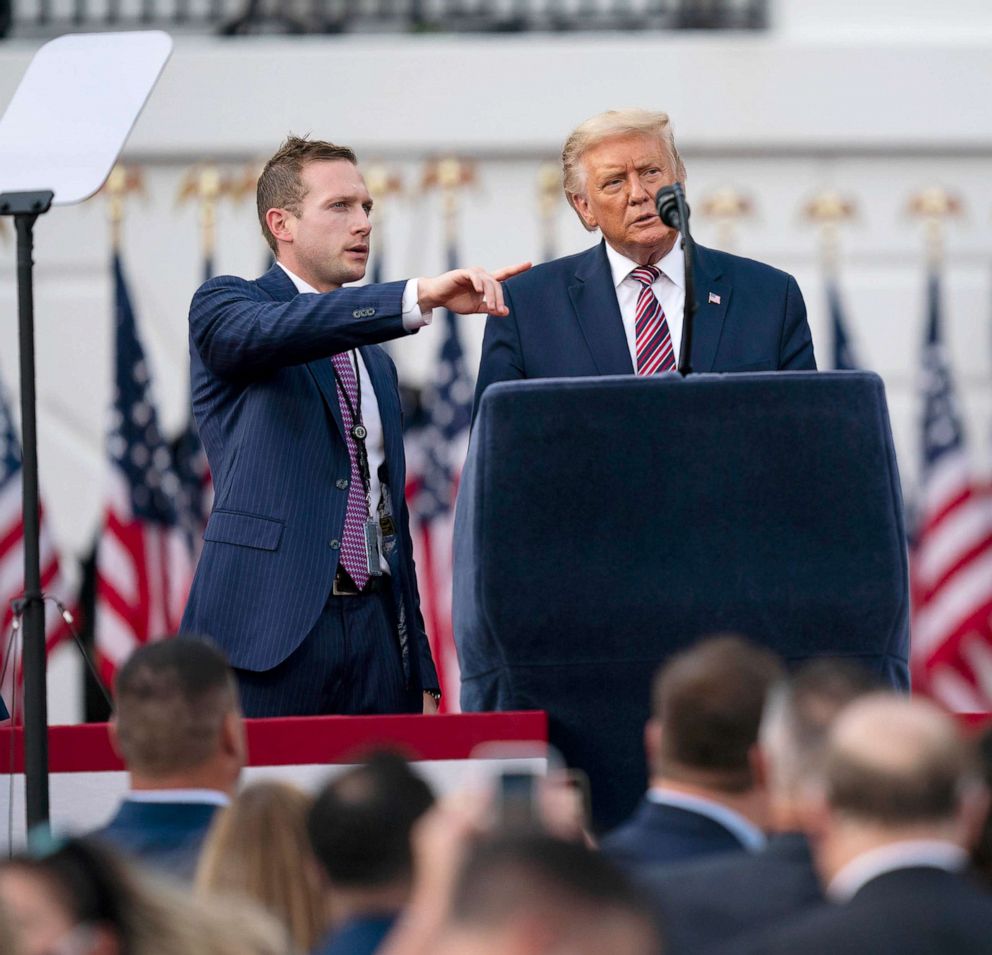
(180, 135), (529, 718)
(92, 637), (245, 878)
(430, 834), (661, 955)
(308, 752), (435, 955)
(600, 635), (782, 870)
(639, 659), (878, 954)
(474, 107), (814, 416)
(742, 694), (992, 954)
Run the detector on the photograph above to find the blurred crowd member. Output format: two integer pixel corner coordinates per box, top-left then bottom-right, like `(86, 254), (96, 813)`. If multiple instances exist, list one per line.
(742, 694), (992, 954)
(308, 752), (435, 955)
(0, 836), (289, 955)
(971, 722), (992, 888)
(600, 635), (782, 869)
(640, 659), (878, 954)
(432, 834), (660, 955)
(92, 637), (246, 878)
(196, 780), (325, 953)
(0, 897), (21, 955)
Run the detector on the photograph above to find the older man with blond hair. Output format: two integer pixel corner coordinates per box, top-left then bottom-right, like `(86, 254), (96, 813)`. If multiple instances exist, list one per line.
(474, 107), (815, 412)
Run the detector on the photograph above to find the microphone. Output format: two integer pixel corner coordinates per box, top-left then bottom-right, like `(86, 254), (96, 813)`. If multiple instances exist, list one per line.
(654, 182), (695, 375)
(655, 183), (690, 230)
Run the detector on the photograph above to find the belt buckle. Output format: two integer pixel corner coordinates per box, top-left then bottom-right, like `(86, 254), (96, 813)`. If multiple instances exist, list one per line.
(332, 573), (358, 596)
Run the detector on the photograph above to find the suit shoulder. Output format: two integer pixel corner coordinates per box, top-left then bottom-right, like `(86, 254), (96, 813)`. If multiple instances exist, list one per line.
(699, 245), (797, 286)
(504, 247), (596, 293)
(190, 273), (270, 311)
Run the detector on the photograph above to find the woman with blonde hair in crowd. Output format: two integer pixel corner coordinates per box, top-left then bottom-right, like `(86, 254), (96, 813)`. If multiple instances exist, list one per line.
(196, 779), (326, 953)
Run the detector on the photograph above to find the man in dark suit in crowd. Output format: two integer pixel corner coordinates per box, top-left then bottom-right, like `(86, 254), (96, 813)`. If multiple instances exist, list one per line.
(738, 694), (992, 954)
(92, 638), (244, 878)
(181, 135), (528, 717)
(599, 635), (781, 870)
(308, 752), (435, 955)
(474, 107), (815, 414)
(639, 660), (878, 954)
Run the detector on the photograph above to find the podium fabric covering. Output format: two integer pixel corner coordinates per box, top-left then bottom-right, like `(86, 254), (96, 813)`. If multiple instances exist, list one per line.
(454, 372), (909, 829)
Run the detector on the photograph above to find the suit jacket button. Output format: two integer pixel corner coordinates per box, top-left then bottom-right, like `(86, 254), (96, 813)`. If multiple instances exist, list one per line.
(328, 539), (340, 549)
(336, 479), (349, 490)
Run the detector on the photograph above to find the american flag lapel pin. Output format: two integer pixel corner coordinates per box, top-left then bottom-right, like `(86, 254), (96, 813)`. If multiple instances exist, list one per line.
(708, 292), (721, 305)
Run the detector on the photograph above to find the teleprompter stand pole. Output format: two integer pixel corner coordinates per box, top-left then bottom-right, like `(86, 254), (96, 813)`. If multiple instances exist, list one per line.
(2, 189), (54, 832)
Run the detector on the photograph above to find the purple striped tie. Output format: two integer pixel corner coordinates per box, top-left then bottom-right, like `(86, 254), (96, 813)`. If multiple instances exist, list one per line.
(330, 352), (370, 589)
(631, 265), (676, 375)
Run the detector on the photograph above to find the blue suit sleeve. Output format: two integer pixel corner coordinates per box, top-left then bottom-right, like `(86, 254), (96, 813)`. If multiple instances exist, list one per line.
(779, 274), (816, 370)
(190, 276), (411, 379)
(473, 282), (525, 420)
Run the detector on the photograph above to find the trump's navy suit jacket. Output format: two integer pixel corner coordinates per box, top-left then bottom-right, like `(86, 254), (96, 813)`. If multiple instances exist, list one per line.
(475, 240), (815, 411)
(180, 265), (437, 702)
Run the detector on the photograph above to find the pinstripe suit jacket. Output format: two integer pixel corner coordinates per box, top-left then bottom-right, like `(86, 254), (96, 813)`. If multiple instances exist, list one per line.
(180, 264), (437, 702)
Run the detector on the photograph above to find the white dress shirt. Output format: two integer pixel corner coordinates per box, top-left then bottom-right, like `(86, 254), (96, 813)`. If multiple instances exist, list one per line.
(827, 839), (968, 903)
(604, 236), (685, 371)
(647, 785), (767, 852)
(124, 788), (230, 807)
(278, 265), (430, 573)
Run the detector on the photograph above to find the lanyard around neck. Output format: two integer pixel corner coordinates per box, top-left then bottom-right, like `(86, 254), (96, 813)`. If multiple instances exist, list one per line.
(330, 350), (373, 513)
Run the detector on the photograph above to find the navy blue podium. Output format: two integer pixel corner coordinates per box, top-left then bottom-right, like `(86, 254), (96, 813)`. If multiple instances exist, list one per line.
(453, 372), (909, 830)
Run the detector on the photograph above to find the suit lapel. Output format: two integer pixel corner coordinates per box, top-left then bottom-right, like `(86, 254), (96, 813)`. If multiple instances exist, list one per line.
(307, 358), (346, 441)
(569, 241), (634, 376)
(258, 264), (348, 441)
(689, 244), (731, 373)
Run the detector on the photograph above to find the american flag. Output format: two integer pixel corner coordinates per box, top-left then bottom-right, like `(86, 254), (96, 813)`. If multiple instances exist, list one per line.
(910, 272), (992, 710)
(826, 276), (862, 370)
(407, 250), (473, 711)
(95, 254), (196, 685)
(0, 381), (73, 721)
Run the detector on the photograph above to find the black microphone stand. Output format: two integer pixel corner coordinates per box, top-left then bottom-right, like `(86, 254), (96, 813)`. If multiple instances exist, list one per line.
(0, 189), (54, 832)
(655, 183), (696, 376)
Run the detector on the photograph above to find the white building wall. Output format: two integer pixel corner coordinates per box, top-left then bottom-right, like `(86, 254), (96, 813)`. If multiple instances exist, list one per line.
(0, 8), (989, 720)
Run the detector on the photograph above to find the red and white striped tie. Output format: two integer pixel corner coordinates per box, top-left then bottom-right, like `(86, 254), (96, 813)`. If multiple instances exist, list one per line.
(631, 265), (676, 375)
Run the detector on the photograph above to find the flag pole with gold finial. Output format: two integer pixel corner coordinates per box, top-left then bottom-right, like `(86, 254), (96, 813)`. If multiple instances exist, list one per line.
(802, 190), (857, 277)
(803, 190), (861, 369)
(422, 157), (476, 264)
(698, 186), (754, 253)
(363, 164), (404, 282)
(537, 162), (562, 263)
(177, 163), (230, 277)
(908, 186), (963, 272)
(103, 164), (145, 253)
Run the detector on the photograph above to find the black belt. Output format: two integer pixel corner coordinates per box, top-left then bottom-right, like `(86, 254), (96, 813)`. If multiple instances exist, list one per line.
(333, 567), (386, 596)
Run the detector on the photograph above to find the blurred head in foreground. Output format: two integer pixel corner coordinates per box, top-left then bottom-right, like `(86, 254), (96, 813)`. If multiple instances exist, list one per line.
(813, 693), (988, 884)
(434, 833), (660, 955)
(759, 658), (881, 833)
(648, 634), (783, 798)
(308, 752), (435, 924)
(112, 637), (245, 795)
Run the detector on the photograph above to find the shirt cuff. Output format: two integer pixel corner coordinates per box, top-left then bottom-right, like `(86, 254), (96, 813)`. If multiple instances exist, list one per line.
(402, 279), (434, 331)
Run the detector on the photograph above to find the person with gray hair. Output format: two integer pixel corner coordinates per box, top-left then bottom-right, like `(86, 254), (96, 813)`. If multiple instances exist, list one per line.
(637, 658), (878, 954)
(740, 694), (992, 955)
(474, 106), (814, 415)
(90, 637), (246, 879)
